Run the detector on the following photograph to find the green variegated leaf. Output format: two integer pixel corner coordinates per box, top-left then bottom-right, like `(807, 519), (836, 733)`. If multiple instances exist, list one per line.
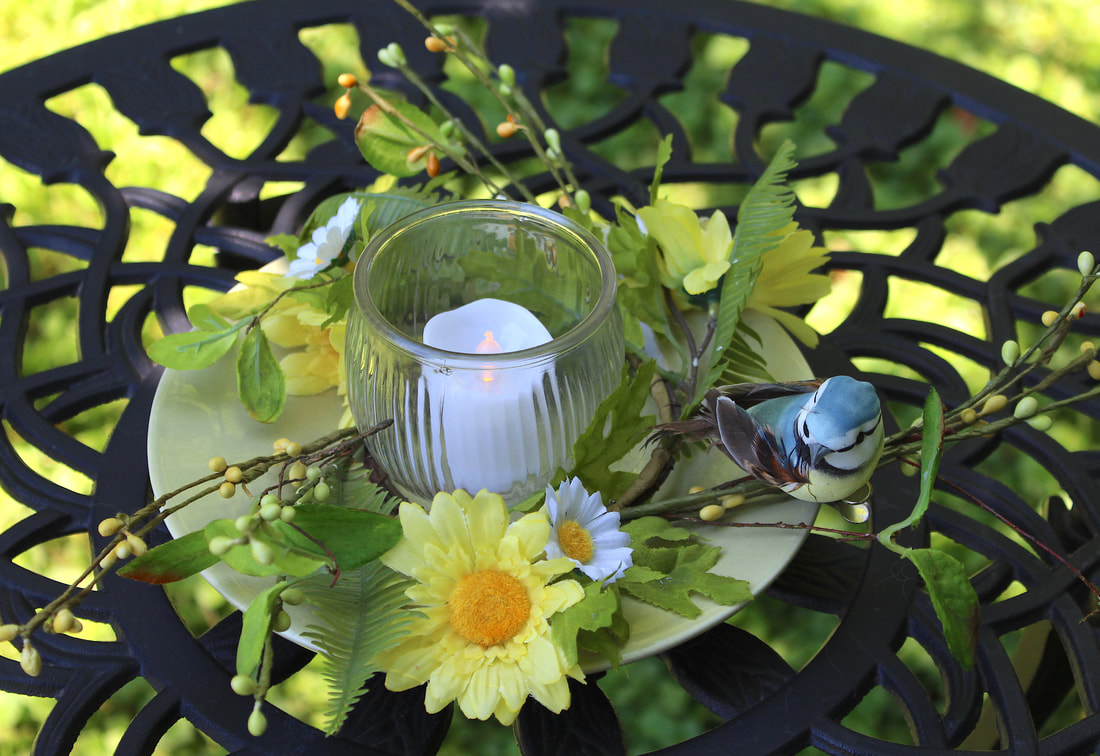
(117, 530), (218, 584)
(236, 327), (285, 423)
(355, 99), (445, 177)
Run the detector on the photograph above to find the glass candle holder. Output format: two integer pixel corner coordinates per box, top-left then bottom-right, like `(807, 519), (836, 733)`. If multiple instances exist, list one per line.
(345, 200), (624, 504)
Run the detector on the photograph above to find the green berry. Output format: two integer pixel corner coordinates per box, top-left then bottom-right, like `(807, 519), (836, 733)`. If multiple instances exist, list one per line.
(260, 503), (282, 522)
(281, 588), (305, 606)
(272, 610), (292, 633)
(1013, 395), (1039, 419)
(260, 494), (279, 508)
(280, 506), (297, 523)
(209, 536), (236, 556)
(248, 707), (268, 737)
(1079, 250), (1096, 277)
(306, 466), (322, 482)
(574, 190), (591, 215)
(250, 539), (274, 566)
(231, 674), (256, 695)
(498, 63), (516, 87)
(1000, 339), (1020, 366)
(313, 482), (331, 502)
(235, 515), (253, 534)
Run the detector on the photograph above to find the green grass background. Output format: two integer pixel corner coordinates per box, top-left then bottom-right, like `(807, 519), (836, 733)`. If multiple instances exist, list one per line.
(1, 0), (1098, 753)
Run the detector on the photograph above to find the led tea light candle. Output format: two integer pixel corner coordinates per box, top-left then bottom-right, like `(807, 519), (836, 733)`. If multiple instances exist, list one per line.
(421, 298), (553, 494)
(345, 200), (623, 504)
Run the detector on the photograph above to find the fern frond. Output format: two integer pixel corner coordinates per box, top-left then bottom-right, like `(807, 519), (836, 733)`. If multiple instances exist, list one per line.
(299, 562), (417, 736)
(690, 141), (798, 409)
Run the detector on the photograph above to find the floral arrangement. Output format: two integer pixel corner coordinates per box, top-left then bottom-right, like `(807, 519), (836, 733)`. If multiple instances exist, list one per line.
(6, 0), (1100, 740)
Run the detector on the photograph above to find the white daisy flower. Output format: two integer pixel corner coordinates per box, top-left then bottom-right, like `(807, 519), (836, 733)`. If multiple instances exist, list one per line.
(286, 196), (361, 279)
(543, 477), (632, 583)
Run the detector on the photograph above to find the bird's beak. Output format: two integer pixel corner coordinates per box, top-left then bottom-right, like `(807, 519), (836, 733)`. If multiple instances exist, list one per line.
(809, 444), (830, 465)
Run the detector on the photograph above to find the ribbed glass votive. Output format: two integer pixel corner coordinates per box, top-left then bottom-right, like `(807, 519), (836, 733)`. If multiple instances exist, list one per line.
(345, 200), (623, 504)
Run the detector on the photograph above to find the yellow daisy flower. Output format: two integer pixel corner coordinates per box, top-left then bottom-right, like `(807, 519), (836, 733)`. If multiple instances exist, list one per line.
(746, 224), (832, 347)
(376, 489), (584, 725)
(637, 199), (734, 297)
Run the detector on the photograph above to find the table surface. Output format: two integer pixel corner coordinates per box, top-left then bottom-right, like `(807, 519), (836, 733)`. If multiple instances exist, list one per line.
(1, 1), (1099, 753)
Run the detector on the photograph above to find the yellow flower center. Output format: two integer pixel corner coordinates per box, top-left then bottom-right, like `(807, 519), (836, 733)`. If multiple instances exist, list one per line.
(557, 520), (594, 563)
(449, 570), (531, 648)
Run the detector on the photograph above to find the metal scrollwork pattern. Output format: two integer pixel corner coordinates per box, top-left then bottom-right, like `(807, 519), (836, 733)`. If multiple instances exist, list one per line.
(1, 1), (1098, 753)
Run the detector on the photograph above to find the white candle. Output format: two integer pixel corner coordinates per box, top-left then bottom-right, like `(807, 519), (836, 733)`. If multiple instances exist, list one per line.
(421, 298), (553, 495)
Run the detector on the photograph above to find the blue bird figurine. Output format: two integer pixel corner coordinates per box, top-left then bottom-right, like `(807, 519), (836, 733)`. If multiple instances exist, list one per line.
(661, 376), (884, 505)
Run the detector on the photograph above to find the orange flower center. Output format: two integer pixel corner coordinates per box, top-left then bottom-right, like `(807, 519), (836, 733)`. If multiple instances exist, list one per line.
(557, 520), (594, 563)
(449, 570), (531, 648)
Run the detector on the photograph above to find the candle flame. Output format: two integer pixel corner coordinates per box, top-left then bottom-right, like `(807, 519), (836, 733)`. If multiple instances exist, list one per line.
(475, 331), (503, 354)
(475, 330), (502, 383)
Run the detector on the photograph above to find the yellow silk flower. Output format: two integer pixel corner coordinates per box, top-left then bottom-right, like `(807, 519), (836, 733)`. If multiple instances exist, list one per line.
(746, 224), (832, 347)
(637, 199), (733, 296)
(376, 489), (584, 725)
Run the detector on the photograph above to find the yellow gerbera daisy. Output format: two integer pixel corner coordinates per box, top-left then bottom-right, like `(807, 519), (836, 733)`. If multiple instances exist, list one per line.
(637, 199), (734, 296)
(376, 489), (584, 725)
(746, 223), (832, 347)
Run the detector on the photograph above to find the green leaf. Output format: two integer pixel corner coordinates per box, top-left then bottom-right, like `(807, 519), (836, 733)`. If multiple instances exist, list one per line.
(906, 548), (979, 669)
(237, 582), (287, 679)
(265, 233), (301, 257)
(878, 387), (944, 550)
(236, 327), (286, 423)
(617, 517), (752, 618)
(300, 562), (418, 735)
(551, 581), (621, 667)
(690, 140), (798, 410)
(650, 134), (674, 205)
(147, 324), (241, 370)
(274, 505), (402, 573)
(187, 303), (231, 332)
(117, 530), (219, 584)
(285, 280), (337, 311)
(322, 273), (355, 329)
(355, 99), (445, 177)
(619, 544), (751, 618)
(565, 361), (657, 500)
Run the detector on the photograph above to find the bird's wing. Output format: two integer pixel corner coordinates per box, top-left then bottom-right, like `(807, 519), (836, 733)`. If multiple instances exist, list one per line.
(715, 397), (810, 487)
(713, 380), (823, 409)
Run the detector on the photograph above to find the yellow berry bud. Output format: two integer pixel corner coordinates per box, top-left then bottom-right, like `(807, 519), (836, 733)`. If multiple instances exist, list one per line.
(219, 481), (237, 499)
(496, 121), (518, 138)
(224, 466), (243, 484)
(208, 456), (228, 473)
(285, 442), (302, 458)
(288, 461), (308, 484)
(53, 608), (76, 634)
(960, 408), (978, 425)
(21, 641), (41, 677)
(125, 533), (148, 557)
(273, 438), (291, 452)
(1089, 360), (1100, 381)
(114, 543), (132, 560)
(720, 494), (745, 509)
(1081, 340), (1096, 354)
(0, 624), (21, 643)
(699, 504), (725, 521)
(97, 517), (124, 537)
(424, 35), (449, 53)
(1072, 302), (1087, 319)
(980, 394), (1008, 416)
(337, 73), (358, 89)
(1041, 310), (1059, 327)
(1013, 396), (1039, 419)
(688, 486), (705, 495)
(425, 151), (440, 178)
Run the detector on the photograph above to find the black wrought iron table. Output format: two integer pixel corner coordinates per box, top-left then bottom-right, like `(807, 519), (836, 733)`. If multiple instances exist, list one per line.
(2, 1), (1099, 753)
